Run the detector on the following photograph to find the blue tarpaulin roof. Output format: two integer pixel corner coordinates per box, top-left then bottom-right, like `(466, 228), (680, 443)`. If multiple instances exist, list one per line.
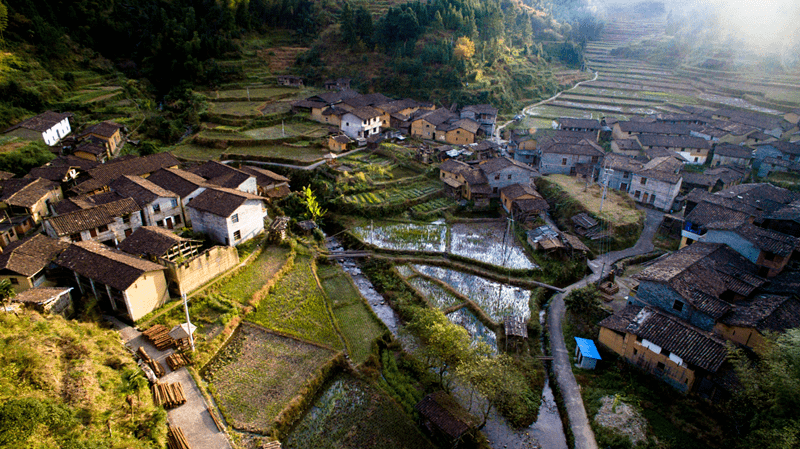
(574, 337), (602, 360)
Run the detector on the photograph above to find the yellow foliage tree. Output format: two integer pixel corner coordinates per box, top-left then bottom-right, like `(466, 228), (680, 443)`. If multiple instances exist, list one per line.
(453, 36), (475, 60)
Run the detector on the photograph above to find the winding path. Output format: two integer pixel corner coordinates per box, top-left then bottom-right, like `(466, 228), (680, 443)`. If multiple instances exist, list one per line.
(547, 207), (663, 449)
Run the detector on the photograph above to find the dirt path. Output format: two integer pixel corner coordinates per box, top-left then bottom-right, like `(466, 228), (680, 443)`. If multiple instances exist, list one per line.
(108, 317), (233, 449)
(547, 208), (663, 449)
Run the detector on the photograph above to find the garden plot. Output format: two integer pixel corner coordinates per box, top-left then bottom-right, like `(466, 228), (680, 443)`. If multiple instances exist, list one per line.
(395, 265), (415, 278)
(410, 198), (457, 215)
(243, 122), (328, 139)
(450, 222), (537, 269)
(284, 375), (435, 449)
(408, 277), (462, 310)
(341, 183), (442, 207)
(352, 221), (447, 252)
(208, 101), (266, 117)
(446, 307), (498, 353)
(413, 265), (532, 321)
(202, 324), (335, 434)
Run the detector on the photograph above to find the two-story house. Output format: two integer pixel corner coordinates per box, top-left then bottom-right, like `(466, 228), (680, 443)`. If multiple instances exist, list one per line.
(186, 188), (267, 246)
(43, 197), (143, 245)
(238, 166), (291, 201)
(710, 144), (753, 167)
(145, 168), (210, 227)
(109, 175), (184, 229)
(78, 121), (124, 155)
(0, 177), (63, 223)
(479, 157), (540, 196)
(538, 139), (604, 176)
(2, 111), (73, 146)
(189, 161), (258, 194)
(499, 183), (549, 222)
(0, 234), (69, 293)
(461, 104), (498, 136)
(627, 157), (683, 211)
(636, 135), (712, 164)
(598, 153), (644, 192)
(341, 106), (382, 140)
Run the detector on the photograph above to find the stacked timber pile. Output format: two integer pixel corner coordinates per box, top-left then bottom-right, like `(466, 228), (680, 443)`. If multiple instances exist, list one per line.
(137, 346), (165, 377)
(167, 425), (190, 449)
(143, 324), (174, 350)
(166, 352), (191, 370)
(152, 382), (187, 408)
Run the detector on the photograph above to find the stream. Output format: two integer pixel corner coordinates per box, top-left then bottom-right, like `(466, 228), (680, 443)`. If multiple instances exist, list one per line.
(325, 236), (567, 449)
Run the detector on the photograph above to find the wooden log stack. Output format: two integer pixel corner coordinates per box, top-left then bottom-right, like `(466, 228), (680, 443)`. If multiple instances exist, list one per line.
(166, 352), (191, 370)
(137, 346), (165, 377)
(167, 425), (190, 449)
(143, 324), (174, 350)
(152, 382), (187, 409)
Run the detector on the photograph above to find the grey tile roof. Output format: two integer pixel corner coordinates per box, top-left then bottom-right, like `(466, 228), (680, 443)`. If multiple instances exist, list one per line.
(117, 226), (186, 258)
(0, 234), (69, 277)
(45, 197), (140, 236)
(56, 240), (166, 291)
(186, 188), (262, 218)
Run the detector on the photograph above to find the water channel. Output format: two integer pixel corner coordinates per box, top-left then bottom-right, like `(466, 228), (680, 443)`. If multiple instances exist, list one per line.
(325, 237), (567, 449)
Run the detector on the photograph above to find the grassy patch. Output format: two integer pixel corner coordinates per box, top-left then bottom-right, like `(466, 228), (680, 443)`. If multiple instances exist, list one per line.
(544, 175), (642, 226)
(243, 122), (328, 139)
(246, 254), (343, 349)
(0, 310), (166, 448)
(207, 101), (267, 117)
(217, 245), (292, 306)
(203, 324), (335, 434)
(318, 264), (385, 364)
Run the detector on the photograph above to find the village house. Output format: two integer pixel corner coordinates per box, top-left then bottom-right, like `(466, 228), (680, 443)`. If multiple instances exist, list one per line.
(681, 165), (748, 194)
(145, 168), (210, 227)
(43, 197), (143, 245)
(71, 152), (180, 195)
(2, 111), (73, 146)
(757, 157), (800, 178)
(374, 99), (421, 128)
(479, 157), (540, 196)
(460, 104), (498, 136)
(0, 177), (63, 223)
(611, 121), (690, 140)
(712, 108), (786, 138)
(509, 132), (537, 165)
(745, 131), (776, 146)
(610, 138), (642, 156)
(537, 139), (604, 176)
(437, 118), (480, 145)
(327, 134), (352, 152)
(276, 75), (304, 87)
(627, 156), (683, 211)
(118, 226), (239, 296)
(109, 175), (184, 229)
(238, 165), (291, 201)
(78, 121), (124, 155)
(438, 159), (471, 197)
(697, 221), (798, 277)
(0, 234), (69, 293)
(753, 142), (800, 173)
(186, 188), (266, 246)
(461, 168), (492, 206)
(714, 294), (800, 354)
(557, 118), (601, 135)
(340, 106), (382, 140)
(598, 153), (643, 192)
(499, 183), (549, 222)
(189, 161), (258, 194)
(636, 135), (712, 164)
(12, 286), (73, 315)
(73, 138), (112, 163)
(710, 144), (752, 167)
(681, 197), (754, 248)
(0, 217), (19, 249)
(599, 304), (729, 395)
(324, 78), (351, 90)
(55, 240), (169, 322)
(410, 108), (458, 141)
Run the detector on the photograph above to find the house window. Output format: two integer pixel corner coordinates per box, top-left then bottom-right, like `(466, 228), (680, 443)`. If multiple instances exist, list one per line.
(633, 348), (638, 355)
(153, 203), (161, 213)
(641, 178), (647, 185)
(171, 199), (178, 208)
(672, 300), (684, 312)
(70, 233), (82, 242)
(232, 213), (239, 223)
(649, 194), (656, 204)
(174, 214), (182, 224)
(562, 158), (567, 165)
(9, 278), (18, 285)
(592, 156), (599, 163)
(98, 225), (108, 233)
(233, 230), (241, 240)
(507, 174), (512, 180)
(156, 220), (164, 227)
(495, 175), (500, 180)
(656, 362), (665, 371)
(623, 171), (629, 179)
(694, 157), (698, 162)
(122, 214), (130, 224)
(90, 228), (98, 237)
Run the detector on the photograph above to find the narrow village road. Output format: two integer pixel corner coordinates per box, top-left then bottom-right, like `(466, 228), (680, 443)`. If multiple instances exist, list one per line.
(108, 317), (233, 449)
(547, 208), (663, 449)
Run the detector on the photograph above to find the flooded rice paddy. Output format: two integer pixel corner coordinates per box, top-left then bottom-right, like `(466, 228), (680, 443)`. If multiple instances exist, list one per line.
(352, 220), (537, 269)
(408, 277), (463, 309)
(447, 307), (498, 354)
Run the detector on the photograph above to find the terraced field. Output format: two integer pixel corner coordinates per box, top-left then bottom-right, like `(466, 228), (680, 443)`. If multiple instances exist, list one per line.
(341, 182), (442, 206)
(523, 14), (797, 127)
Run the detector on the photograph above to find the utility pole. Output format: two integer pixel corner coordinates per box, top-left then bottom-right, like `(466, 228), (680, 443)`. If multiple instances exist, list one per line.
(597, 166), (613, 283)
(183, 293), (195, 352)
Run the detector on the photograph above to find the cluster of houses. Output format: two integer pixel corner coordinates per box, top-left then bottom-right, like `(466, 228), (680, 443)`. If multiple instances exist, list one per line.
(292, 88), (498, 148)
(503, 107), (800, 213)
(598, 182), (800, 399)
(0, 112), (292, 322)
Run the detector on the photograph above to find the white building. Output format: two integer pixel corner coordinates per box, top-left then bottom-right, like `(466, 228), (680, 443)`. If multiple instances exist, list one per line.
(186, 188), (267, 246)
(341, 106), (382, 139)
(2, 111), (73, 146)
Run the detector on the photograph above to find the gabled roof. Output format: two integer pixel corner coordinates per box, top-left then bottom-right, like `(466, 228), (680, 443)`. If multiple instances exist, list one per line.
(53, 192), (127, 215)
(604, 153), (643, 172)
(713, 144), (753, 159)
(541, 139), (604, 157)
(559, 118), (601, 130)
(413, 108), (458, 126)
(479, 157), (539, 174)
(461, 104), (498, 116)
(73, 152), (180, 194)
(415, 391), (478, 440)
(45, 197), (140, 236)
(186, 188), (262, 218)
(0, 234), (69, 277)
(27, 165), (80, 183)
(146, 168), (209, 199)
(238, 166), (290, 187)
(74, 139), (107, 156)
(117, 226), (187, 258)
(617, 121), (690, 135)
(47, 155), (100, 171)
(636, 156), (682, 184)
(715, 183), (799, 215)
(342, 93), (392, 109)
(307, 89), (360, 105)
(190, 161), (254, 190)
(437, 118), (480, 134)
(721, 295), (800, 334)
(439, 159), (470, 175)
(637, 134), (712, 150)
(0, 178), (58, 208)
(3, 111), (72, 133)
(13, 287), (72, 305)
(705, 221), (799, 257)
(601, 305), (728, 372)
(56, 240), (166, 291)
(343, 106), (382, 121)
(500, 183), (541, 201)
(613, 139), (642, 151)
(79, 121), (123, 139)
(109, 175), (177, 208)
(685, 201), (750, 228)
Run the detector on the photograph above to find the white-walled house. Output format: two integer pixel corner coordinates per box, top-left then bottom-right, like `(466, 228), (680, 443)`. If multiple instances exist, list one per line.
(189, 161), (258, 194)
(186, 188), (267, 246)
(341, 106), (382, 139)
(109, 175), (185, 229)
(43, 197), (143, 245)
(2, 111), (73, 146)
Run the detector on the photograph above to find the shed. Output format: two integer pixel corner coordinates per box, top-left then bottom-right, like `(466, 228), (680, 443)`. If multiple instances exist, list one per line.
(574, 337), (601, 369)
(415, 391), (479, 447)
(169, 322), (197, 350)
(504, 316), (528, 352)
(268, 216), (290, 242)
(297, 220), (317, 236)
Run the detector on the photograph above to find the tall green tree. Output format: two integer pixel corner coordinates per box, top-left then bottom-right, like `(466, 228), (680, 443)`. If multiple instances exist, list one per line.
(301, 185), (326, 222)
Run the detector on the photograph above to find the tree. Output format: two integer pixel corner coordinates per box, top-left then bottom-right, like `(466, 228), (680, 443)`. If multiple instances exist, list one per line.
(301, 185), (326, 222)
(453, 36), (475, 60)
(0, 279), (13, 312)
(564, 285), (601, 316)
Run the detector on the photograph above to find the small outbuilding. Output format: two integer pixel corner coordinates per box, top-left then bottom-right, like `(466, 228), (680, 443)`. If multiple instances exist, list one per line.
(169, 322), (197, 350)
(504, 315), (528, 352)
(415, 391), (479, 447)
(268, 216), (290, 242)
(574, 337), (602, 369)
